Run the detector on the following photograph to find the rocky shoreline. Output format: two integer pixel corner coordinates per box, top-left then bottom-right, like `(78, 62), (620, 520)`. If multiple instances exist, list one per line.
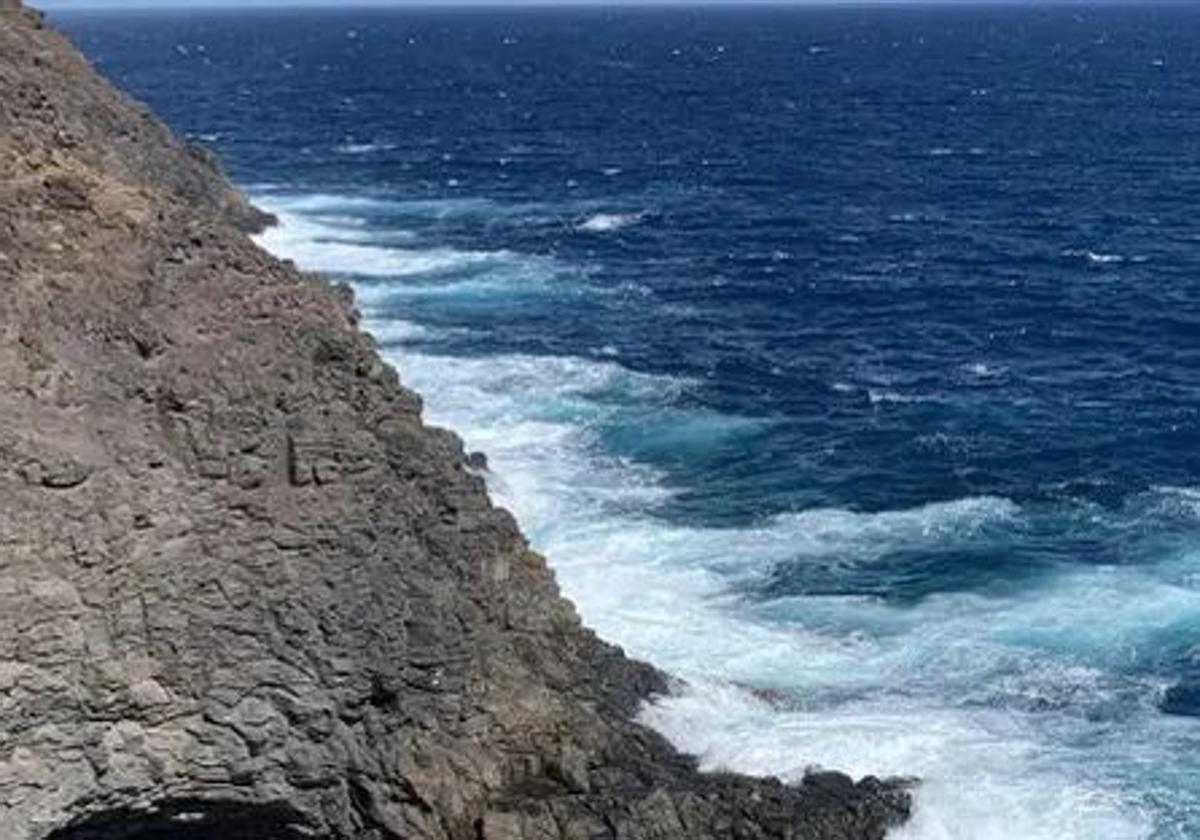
(0, 2), (910, 837)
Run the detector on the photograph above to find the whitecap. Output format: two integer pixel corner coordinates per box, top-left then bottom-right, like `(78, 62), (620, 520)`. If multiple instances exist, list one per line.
(375, 347), (689, 529)
(252, 210), (507, 279)
(257, 192), (517, 221)
(1063, 248), (1126, 265)
(335, 141), (398, 155)
(868, 388), (935, 405)
(577, 212), (643, 233)
(364, 319), (431, 345)
(258, 192), (401, 215)
(964, 361), (1006, 379)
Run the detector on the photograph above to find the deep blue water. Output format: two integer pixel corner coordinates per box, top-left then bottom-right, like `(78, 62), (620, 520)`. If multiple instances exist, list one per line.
(58, 6), (1200, 838)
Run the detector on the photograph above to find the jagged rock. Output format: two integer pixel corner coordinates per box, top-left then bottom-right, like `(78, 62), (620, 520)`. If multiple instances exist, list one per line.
(0, 2), (910, 839)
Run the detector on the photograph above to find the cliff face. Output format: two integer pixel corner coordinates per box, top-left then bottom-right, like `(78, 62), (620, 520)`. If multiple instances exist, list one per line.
(0, 3), (909, 839)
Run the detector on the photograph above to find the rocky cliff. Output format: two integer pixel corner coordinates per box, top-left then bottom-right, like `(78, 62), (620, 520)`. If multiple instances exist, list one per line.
(0, 3), (910, 838)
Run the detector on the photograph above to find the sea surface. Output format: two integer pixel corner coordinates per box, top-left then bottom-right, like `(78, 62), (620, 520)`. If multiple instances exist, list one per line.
(56, 5), (1200, 838)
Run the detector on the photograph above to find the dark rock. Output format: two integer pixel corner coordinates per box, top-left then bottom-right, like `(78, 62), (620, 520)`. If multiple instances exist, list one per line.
(1162, 682), (1200, 717)
(43, 173), (91, 210)
(0, 4), (911, 840)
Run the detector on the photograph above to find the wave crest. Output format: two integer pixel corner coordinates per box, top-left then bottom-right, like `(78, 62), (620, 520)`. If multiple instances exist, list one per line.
(577, 211), (644, 233)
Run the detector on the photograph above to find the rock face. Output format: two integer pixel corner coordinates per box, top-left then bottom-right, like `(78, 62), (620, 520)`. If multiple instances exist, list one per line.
(0, 3), (910, 839)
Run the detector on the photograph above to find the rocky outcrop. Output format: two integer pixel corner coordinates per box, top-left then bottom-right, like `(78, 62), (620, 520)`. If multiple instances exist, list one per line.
(0, 2), (910, 839)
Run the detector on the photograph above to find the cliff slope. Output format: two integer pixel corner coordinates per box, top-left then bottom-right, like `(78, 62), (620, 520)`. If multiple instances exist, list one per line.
(0, 3), (910, 839)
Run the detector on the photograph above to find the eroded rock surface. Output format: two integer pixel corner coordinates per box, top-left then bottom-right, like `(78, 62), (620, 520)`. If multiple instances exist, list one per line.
(0, 3), (910, 838)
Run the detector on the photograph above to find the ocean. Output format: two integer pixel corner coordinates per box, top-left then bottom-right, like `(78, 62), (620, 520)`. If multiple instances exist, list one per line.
(55, 5), (1200, 837)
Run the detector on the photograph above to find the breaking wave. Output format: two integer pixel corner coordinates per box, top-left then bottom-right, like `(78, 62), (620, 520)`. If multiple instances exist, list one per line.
(253, 190), (1194, 840)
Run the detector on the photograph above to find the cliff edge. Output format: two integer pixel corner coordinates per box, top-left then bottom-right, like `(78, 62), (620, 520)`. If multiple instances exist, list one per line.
(0, 3), (910, 839)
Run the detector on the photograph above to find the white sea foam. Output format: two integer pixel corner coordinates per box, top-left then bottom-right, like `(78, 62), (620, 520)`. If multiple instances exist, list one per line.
(364, 318), (431, 345)
(1062, 248), (1148, 266)
(1084, 251), (1124, 265)
(335, 141), (398, 155)
(577, 212), (643, 233)
(379, 348), (687, 534)
(643, 684), (1152, 840)
(383, 360), (1169, 840)
(254, 191), (1178, 840)
(258, 192), (514, 220)
(256, 222), (503, 278)
(964, 361), (1006, 379)
(395, 343), (1171, 840)
(261, 189), (632, 230)
(868, 388), (939, 405)
(1149, 486), (1200, 520)
(252, 206), (511, 280)
(260, 193), (401, 214)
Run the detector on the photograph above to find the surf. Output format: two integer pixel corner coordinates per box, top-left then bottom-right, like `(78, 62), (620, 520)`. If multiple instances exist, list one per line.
(253, 192), (1200, 840)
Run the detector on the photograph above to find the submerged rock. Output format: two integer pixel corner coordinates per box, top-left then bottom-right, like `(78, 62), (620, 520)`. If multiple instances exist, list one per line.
(0, 2), (909, 838)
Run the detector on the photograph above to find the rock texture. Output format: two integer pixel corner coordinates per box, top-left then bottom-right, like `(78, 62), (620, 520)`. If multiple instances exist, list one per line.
(0, 3), (910, 839)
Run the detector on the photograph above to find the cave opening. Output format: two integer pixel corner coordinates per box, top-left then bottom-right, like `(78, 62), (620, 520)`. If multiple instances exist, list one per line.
(47, 798), (321, 840)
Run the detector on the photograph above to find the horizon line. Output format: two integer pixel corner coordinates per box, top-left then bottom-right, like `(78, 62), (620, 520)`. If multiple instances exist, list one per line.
(33, 0), (1199, 10)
